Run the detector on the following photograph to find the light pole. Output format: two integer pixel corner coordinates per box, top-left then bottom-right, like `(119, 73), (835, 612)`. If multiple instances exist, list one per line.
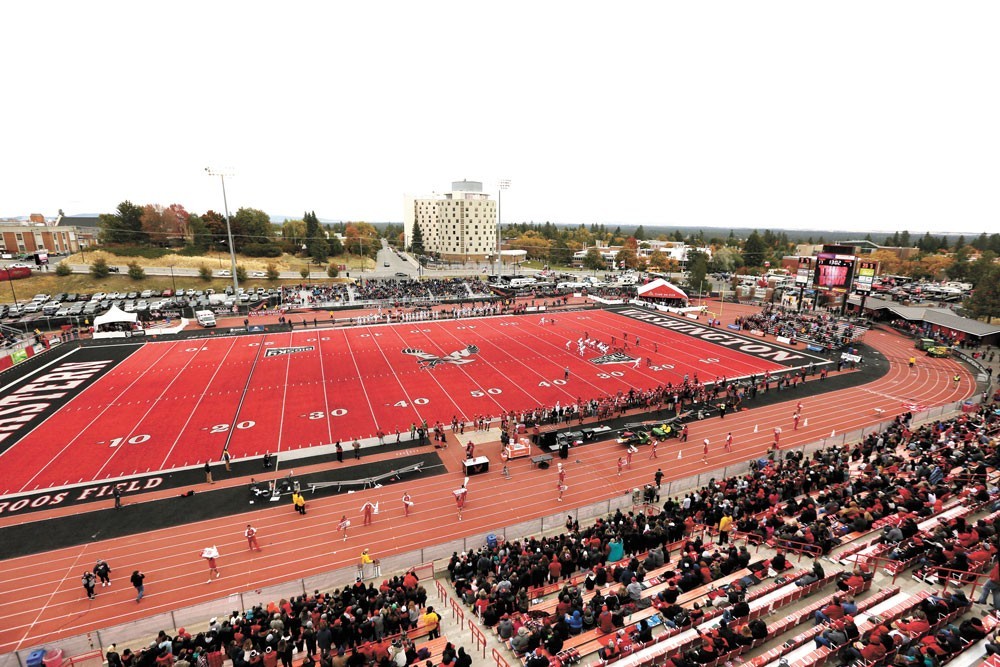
(169, 265), (176, 294)
(205, 168), (239, 294)
(5, 269), (17, 306)
(496, 179), (510, 276)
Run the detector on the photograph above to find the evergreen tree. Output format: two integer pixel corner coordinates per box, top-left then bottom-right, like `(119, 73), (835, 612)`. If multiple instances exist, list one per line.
(972, 232), (989, 251)
(687, 251), (709, 293)
(899, 230), (911, 247)
(550, 238), (572, 266)
(410, 222), (425, 254)
(917, 232), (937, 253)
(742, 231), (767, 267)
(634, 225), (646, 240)
(964, 263), (1000, 321)
(308, 237), (329, 264)
(98, 200), (146, 244)
(328, 235), (344, 256)
(304, 211), (320, 240)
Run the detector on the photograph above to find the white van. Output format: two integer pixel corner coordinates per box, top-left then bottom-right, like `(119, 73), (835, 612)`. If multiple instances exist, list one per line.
(195, 310), (217, 327)
(617, 273), (639, 286)
(508, 277), (537, 288)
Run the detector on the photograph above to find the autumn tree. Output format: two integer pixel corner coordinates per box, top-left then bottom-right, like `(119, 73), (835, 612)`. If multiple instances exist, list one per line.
(281, 219), (307, 247)
(583, 247), (605, 271)
(512, 234), (551, 261)
(867, 249), (903, 276)
(615, 247), (641, 270)
(709, 247), (743, 273)
(162, 204), (190, 242)
(344, 222), (379, 258)
(648, 250), (675, 272)
(141, 204), (168, 243)
(231, 207), (274, 249)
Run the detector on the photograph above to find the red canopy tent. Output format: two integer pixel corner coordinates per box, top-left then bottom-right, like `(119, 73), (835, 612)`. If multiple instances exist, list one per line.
(636, 278), (688, 306)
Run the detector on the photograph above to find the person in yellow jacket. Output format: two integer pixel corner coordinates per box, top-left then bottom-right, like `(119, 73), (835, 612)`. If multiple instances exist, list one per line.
(718, 513), (734, 545)
(291, 492), (306, 515)
(358, 549), (375, 579)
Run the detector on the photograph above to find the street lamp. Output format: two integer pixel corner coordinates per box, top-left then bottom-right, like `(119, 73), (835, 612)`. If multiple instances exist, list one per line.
(169, 265), (176, 294)
(496, 179), (510, 276)
(205, 168), (239, 294)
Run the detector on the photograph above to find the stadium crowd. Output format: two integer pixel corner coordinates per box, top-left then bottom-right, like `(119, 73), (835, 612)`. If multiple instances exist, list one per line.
(106, 569), (479, 667)
(735, 305), (867, 350)
(280, 278), (492, 309)
(445, 398), (1000, 666)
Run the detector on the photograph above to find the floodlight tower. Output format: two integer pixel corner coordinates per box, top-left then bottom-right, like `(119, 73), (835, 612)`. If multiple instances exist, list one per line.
(496, 179), (510, 276)
(204, 167), (239, 294)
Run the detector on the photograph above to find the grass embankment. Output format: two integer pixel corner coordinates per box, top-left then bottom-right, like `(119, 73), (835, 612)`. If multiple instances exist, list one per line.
(65, 249), (372, 273)
(1, 250), (368, 303)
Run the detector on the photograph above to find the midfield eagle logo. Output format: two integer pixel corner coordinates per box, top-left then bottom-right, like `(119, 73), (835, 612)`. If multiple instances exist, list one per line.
(402, 344), (480, 369)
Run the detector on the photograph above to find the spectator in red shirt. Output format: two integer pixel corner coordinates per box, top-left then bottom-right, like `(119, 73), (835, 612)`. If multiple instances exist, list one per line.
(895, 611), (931, 636)
(814, 596), (846, 625)
(547, 557), (562, 584)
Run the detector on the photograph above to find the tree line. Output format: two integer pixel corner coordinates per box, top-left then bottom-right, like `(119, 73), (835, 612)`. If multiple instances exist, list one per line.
(97, 200), (402, 265)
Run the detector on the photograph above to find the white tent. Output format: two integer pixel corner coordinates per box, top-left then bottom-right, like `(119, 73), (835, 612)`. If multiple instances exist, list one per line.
(94, 305), (137, 328)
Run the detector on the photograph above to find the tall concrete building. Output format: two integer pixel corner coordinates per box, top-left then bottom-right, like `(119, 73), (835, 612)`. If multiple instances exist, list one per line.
(404, 180), (497, 260)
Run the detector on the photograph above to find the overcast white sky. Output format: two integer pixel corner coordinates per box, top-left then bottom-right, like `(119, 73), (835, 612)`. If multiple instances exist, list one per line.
(2, 1), (998, 234)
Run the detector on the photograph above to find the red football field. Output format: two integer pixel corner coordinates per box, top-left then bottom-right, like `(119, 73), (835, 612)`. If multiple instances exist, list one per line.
(0, 309), (806, 495)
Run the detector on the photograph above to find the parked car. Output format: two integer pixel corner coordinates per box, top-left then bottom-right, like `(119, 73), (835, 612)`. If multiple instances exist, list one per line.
(140, 290), (154, 298)
(8, 304), (25, 317)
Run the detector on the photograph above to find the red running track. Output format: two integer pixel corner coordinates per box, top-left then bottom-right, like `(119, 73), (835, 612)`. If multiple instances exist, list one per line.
(0, 324), (976, 654)
(0, 310), (792, 495)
